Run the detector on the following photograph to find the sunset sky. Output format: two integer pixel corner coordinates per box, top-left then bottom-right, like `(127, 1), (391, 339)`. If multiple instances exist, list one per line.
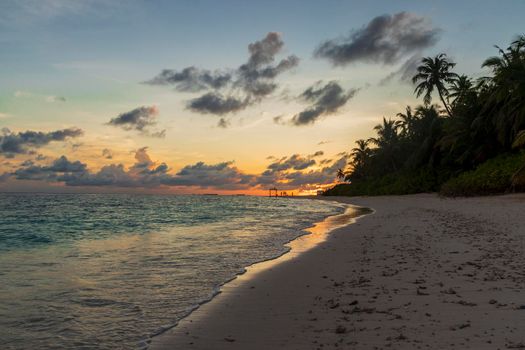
(1, 0), (524, 194)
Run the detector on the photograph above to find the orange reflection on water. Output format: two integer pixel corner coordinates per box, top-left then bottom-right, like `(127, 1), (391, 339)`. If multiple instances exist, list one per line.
(225, 203), (372, 285)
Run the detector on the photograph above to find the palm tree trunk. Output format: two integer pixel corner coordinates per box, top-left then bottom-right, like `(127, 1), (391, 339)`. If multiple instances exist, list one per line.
(438, 88), (452, 117)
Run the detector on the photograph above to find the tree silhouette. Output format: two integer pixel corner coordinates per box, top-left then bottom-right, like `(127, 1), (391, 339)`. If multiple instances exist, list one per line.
(413, 54), (458, 116)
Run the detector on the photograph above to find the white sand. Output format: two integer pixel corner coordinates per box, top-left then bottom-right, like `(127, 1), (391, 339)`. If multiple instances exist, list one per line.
(149, 194), (525, 350)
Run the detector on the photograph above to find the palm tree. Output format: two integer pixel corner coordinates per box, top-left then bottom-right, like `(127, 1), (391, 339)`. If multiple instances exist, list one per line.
(336, 168), (346, 181)
(448, 75), (474, 106)
(481, 35), (525, 147)
(370, 118), (398, 148)
(412, 54), (458, 116)
(369, 118), (400, 171)
(395, 106), (417, 137)
(350, 139), (371, 166)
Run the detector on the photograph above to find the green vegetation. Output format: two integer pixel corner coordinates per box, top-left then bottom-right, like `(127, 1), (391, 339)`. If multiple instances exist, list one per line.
(326, 35), (525, 197)
(440, 152), (525, 196)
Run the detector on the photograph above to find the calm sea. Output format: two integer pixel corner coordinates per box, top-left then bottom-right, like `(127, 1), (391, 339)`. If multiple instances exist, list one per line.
(0, 193), (345, 349)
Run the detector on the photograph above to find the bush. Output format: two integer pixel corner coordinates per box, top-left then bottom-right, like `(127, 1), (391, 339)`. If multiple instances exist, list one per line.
(439, 152), (525, 196)
(323, 153), (525, 197)
(323, 168), (441, 196)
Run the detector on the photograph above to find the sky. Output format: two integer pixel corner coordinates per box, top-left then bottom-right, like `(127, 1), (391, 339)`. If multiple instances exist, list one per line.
(1, 0), (524, 195)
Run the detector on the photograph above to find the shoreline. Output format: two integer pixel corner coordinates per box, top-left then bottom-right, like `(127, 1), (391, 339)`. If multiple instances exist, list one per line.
(148, 199), (371, 347)
(149, 194), (525, 349)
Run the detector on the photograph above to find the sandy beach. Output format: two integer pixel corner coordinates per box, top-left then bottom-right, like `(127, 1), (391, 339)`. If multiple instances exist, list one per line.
(149, 194), (525, 350)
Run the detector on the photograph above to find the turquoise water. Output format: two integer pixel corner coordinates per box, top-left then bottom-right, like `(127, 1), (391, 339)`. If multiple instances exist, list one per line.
(0, 194), (344, 349)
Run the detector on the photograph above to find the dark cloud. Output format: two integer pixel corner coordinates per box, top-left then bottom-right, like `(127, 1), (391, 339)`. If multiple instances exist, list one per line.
(13, 156), (87, 180)
(257, 153), (350, 190)
(187, 93), (249, 115)
(273, 115), (286, 125)
(49, 156), (87, 173)
(10, 149), (164, 188)
(149, 129), (166, 138)
(70, 142), (83, 150)
(130, 147), (154, 170)
(6, 148), (348, 193)
(9, 148), (254, 190)
(147, 32), (299, 117)
(246, 32), (284, 67)
(236, 33), (299, 97)
(314, 12), (440, 66)
(379, 54), (421, 85)
(62, 164), (137, 187)
(217, 118), (230, 128)
(145, 67), (232, 92)
(108, 106), (157, 131)
(267, 154), (317, 172)
(0, 127), (83, 157)
(102, 148), (113, 159)
(311, 151), (324, 157)
(162, 161), (255, 189)
(107, 106), (165, 138)
(290, 81), (358, 126)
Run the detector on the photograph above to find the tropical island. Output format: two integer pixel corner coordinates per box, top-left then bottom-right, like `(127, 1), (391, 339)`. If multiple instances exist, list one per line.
(326, 35), (525, 197)
(2, 3), (525, 350)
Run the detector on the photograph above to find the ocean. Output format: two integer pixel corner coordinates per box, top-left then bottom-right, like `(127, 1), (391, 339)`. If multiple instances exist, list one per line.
(0, 193), (346, 349)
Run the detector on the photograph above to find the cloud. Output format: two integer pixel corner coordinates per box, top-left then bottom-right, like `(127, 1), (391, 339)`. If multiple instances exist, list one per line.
(0, 172), (9, 182)
(70, 142), (82, 150)
(0, 113), (10, 119)
(0, 0), (126, 26)
(102, 148), (113, 159)
(13, 155), (87, 180)
(187, 93), (249, 115)
(107, 106), (165, 138)
(46, 95), (66, 103)
(317, 140), (331, 145)
(6, 148), (348, 193)
(147, 32), (299, 118)
(379, 54), (421, 85)
(267, 154), (317, 172)
(162, 161), (255, 189)
(235, 33), (299, 98)
(0, 127), (83, 157)
(314, 12), (440, 66)
(290, 81), (358, 126)
(9, 148), (254, 190)
(217, 118), (230, 128)
(257, 153), (349, 190)
(149, 129), (166, 138)
(272, 115), (286, 125)
(14, 90), (31, 98)
(145, 67), (232, 92)
(131, 146), (153, 168)
(14, 90), (66, 103)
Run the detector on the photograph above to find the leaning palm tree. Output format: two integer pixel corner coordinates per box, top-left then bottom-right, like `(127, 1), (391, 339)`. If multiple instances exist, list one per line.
(412, 54), (458, 116)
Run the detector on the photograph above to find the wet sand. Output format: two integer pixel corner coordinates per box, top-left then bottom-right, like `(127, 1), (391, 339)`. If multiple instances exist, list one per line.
(149, 194), (525, 350)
